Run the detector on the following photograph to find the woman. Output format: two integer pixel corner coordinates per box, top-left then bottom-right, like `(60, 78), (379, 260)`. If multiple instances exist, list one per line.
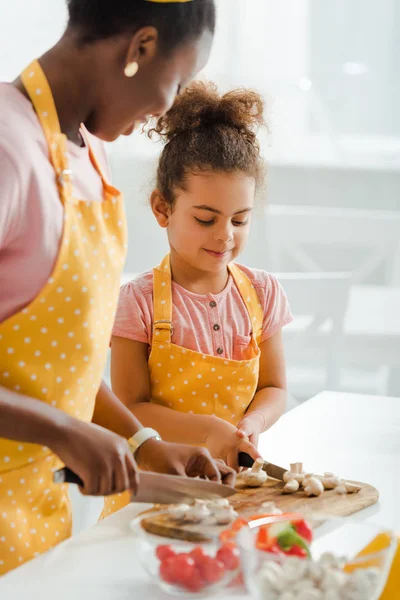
(0, 0), (235, 575)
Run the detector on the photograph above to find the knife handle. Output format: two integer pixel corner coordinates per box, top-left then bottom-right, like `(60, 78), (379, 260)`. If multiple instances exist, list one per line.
(54, 467), (83, 487)
(238, 452), (255, 468)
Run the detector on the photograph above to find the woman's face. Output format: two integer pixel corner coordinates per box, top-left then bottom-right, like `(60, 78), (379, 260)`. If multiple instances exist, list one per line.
(87, 30), (213, 141)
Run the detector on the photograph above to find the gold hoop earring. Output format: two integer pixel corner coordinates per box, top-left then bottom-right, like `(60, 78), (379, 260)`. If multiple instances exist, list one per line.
(124, 62), (139, 78)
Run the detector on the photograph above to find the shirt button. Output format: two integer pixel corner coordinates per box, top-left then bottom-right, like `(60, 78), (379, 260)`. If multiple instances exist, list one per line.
(217, 347), (224, 355)
(213, 324), (220, 331)
(210, 301), (217, 308)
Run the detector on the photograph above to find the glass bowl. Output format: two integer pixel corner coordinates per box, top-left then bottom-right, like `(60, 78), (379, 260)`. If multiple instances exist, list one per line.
(236, 513), (397, 600)
(129, 510), (241, 597)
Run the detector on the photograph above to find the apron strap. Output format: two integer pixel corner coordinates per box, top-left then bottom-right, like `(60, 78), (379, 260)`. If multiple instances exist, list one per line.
(21, 60), (73, 204)
(79, 126), (121, 201)
(152, 255), (173, 343)
(228, 264), (264, 346)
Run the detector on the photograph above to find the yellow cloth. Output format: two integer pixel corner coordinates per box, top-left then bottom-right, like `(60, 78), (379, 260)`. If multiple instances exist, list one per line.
(349, 532), (400, 599)
(0, 60), (126, 574)
(103, 253), (263, 516)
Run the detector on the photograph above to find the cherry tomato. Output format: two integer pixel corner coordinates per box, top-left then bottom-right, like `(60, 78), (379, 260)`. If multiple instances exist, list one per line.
(189, 546), (209, 565)
(216, 543), (241, 571)
(159, 557), (177, 584)
(156, 544), (176, 562)
(198, 557), (225, 584)
(185, 566), (205, 593)
(169, 554), (196, 584)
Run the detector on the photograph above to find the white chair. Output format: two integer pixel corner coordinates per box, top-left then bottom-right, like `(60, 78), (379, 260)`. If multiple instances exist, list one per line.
(265, 205), (400, 285)
(276, 272), (352, 401)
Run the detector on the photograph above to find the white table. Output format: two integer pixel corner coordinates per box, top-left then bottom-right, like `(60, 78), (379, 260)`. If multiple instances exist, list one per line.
(1, 391), (400, 599)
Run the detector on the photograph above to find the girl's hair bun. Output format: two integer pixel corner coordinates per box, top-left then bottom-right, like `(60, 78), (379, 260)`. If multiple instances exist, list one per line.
(150, 81), (265, 144)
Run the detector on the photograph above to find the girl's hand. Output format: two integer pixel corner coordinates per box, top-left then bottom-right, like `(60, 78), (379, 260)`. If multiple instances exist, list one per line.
(236, 412), (265, 447)
(135, 439), (236, 487)
(205, 416), (261, 471)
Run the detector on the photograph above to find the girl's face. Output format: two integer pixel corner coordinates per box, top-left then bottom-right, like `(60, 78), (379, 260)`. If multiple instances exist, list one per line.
(152, 171), (256, 273)
(86, 30), (213, 142)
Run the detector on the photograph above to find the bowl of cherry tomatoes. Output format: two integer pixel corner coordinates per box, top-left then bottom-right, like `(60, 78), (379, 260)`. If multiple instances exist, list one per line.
(129, 510), (241, 597)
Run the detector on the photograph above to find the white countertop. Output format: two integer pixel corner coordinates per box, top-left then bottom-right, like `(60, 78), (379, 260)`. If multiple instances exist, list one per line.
(2, 390), (400, 599)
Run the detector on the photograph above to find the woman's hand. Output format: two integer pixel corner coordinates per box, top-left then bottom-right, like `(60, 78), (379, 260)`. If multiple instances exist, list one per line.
(135, 439), (236, 487)
(51, 419), (139, 497)
(204, 416), (261, 471)
(236, 411), (265, 447)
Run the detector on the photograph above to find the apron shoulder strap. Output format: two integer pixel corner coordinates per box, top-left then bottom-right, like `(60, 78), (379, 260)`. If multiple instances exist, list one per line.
(21, 60), (72, 202)
(228, 264), (264, 346)
(152, 255), (173, 343)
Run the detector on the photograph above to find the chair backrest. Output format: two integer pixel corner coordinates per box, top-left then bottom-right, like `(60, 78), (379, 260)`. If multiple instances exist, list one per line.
(276, 271), (352, 389)
(266, 205), (400, 285)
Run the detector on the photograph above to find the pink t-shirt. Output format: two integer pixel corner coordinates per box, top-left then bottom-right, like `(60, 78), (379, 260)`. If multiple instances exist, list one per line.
(0, 83), (110, 323)
(112, 265), (293, 361)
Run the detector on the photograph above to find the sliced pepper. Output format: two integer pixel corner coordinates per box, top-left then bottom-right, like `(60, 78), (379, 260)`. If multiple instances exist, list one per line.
(267, 522), (312, 559)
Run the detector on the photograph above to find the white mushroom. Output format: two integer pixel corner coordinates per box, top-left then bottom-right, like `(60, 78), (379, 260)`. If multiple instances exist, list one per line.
(283, 479), (300, 494)
(279, 592), (296, 600)
(261, 501), (283, 515)
(296, 590), (323, 600)
(334, 482), (361, 494)
(319, 472), (342, 490)
(167, 503), (190, 520)
(320, 568), (347, 591)
(184, 500), (211, 523)
(206, 498), (230, 511)
(241, 457), (267, 487)
(213, 505), (238, 525)
(303, 476), (324, 497)
(283, 462), (305, 484)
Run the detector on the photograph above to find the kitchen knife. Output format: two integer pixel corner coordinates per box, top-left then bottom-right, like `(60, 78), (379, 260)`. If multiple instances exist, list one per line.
(54, 468), (237, 504)
(238, 452), (286, 481)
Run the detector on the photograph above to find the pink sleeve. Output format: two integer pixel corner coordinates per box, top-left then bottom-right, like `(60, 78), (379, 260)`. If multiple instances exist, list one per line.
(0, 145), (24, 251)
(112, 280), (153, 345)
(257, 273), (293, 342)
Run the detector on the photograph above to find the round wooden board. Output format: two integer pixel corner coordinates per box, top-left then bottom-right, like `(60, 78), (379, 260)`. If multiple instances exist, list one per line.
(140, 477), (379, 542)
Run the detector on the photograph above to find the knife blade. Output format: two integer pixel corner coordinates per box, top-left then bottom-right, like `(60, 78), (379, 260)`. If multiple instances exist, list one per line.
(238, 452), (286, 481)
(54, 467), (236, 504)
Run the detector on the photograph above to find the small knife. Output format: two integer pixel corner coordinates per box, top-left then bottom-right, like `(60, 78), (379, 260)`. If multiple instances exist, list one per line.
(238, 452), (286, 481)
(54, 468), (236, 504)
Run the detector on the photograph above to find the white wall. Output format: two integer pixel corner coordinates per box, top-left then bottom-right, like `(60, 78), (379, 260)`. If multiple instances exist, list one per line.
(0, 0), (67, 80)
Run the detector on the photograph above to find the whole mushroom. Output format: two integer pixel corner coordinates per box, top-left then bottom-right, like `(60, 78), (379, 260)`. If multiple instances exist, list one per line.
(303, 476), (324, 497)
(242, 458), (268, 487)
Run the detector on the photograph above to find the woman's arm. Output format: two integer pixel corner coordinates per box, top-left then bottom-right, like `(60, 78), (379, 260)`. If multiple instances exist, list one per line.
(237, 330), (288, 446)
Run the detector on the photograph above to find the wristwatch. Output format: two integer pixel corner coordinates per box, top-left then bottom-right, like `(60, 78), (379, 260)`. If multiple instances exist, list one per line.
(128, 427), (162, 456)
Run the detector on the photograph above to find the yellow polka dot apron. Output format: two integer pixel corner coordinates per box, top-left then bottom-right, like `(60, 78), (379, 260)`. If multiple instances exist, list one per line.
(0, 61), (126, 575)
(103, 254), (262, 516)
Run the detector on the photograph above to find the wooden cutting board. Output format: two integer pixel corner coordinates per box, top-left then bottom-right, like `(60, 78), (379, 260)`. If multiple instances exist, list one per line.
(140, 477), (379, 542)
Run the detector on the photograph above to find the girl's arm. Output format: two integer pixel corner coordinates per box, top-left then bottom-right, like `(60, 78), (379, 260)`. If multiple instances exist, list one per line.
(110, 336), (211, 445)
(111, 336), (260, 470)
(236, 330), (287, 447)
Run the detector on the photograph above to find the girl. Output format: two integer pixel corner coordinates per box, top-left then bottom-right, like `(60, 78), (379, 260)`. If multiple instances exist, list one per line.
(104, 81), (293, 515)
(0, 0), (237, 576)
